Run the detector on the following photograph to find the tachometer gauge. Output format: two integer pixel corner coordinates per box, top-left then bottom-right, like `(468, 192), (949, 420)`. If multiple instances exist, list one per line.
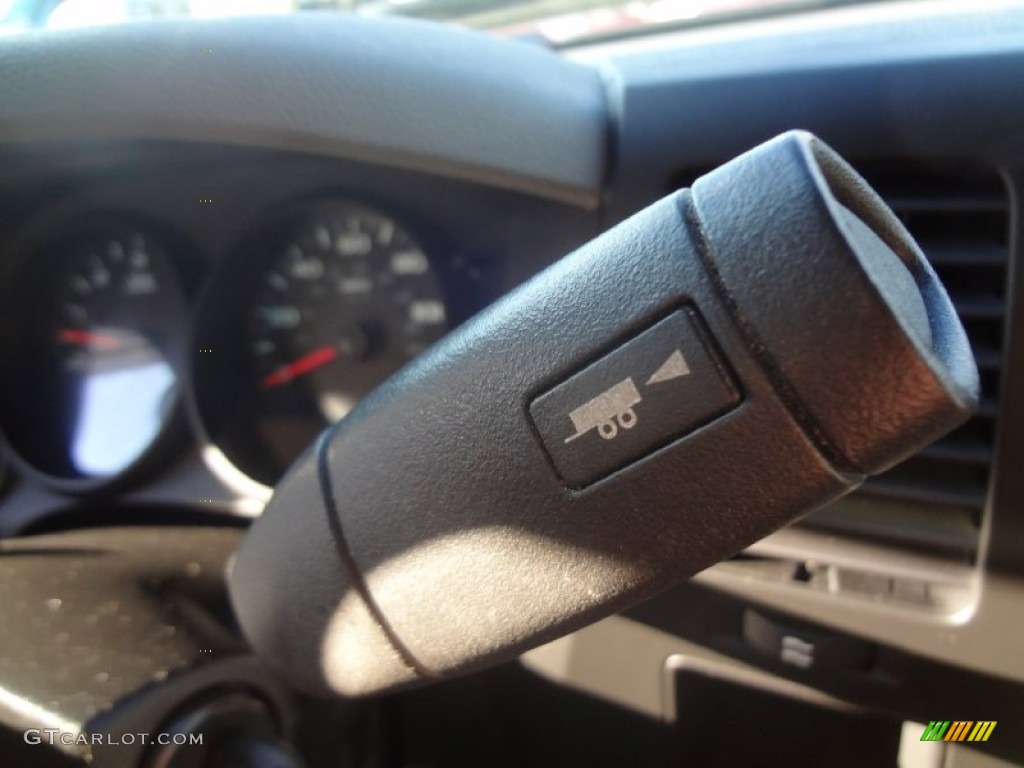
(194, 200), (449, 485)
(0, 222), (187, 490)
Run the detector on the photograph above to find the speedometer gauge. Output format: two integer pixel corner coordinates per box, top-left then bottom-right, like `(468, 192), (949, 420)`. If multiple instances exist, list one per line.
(194, 200), (450, 485)
(0, 221), (187, 490)
(252, 206), (446, 416)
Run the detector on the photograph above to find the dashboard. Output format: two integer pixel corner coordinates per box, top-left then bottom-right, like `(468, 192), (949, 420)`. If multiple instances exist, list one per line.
(0, 144), (597, 523)
(1, 1), (1023, 766)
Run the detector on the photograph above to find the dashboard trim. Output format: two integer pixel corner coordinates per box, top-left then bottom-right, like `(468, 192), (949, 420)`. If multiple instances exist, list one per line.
(569, 0), (1024, 685)
(0, 15), (608, 209)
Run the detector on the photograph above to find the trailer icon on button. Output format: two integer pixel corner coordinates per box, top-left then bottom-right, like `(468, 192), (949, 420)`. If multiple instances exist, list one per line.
(564, 377), (642, 443)
(563, 350), (693, 444)
(530, 309), (740, 488)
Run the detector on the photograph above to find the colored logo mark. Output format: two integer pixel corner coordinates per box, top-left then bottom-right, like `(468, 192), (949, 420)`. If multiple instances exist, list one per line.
(920, 721), (997, 742)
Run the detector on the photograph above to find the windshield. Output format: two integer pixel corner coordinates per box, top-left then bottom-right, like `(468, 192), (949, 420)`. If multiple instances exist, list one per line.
(1, 0), (834, 44)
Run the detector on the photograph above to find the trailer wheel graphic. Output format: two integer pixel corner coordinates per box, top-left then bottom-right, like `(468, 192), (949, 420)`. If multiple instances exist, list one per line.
(598, 408), (638, 439)
(564, 379), (643, 444)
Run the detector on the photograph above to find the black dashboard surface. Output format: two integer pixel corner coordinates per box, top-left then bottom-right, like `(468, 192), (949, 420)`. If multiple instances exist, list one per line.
(0, 144), (599, 526)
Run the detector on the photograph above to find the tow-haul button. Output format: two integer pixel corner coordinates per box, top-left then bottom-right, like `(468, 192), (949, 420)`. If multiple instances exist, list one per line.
(529, 309), (740, 488)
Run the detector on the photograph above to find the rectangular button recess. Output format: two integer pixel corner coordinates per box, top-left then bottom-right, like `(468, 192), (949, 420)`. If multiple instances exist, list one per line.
(529, 309), (741, 488)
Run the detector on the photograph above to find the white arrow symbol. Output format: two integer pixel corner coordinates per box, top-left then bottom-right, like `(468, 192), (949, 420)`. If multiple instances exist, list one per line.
(646, 350), (691, 386)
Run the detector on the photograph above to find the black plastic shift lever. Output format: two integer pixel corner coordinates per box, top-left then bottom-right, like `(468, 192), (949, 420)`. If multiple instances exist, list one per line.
(229, 132), (978, 697)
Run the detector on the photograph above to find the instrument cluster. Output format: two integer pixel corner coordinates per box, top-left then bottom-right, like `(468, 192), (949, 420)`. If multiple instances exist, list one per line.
(193, 199), (453, 485)
(0, 197), (467, 495)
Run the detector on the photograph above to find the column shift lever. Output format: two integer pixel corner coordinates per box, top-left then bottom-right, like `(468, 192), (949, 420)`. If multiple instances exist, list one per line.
(228, 131), (978, 697)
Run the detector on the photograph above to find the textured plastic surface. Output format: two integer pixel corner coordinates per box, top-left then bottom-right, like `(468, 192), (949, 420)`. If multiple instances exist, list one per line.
(229, 132), (977, 697)
(0, 527), (292, 766)
(579, 0), (1024, 689)
(589, 1), (1024, 223)
(0, 16), (606, 206)
(689, 139), (977, 475)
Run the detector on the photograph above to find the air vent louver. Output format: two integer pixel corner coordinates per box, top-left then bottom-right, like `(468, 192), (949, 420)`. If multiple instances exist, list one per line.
(669, 160), (1009, 560)
(801, 162), (1010, 559)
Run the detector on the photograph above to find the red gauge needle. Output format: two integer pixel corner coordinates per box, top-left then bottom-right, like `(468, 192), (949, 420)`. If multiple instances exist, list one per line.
(57, 328), (122, 350)
(262, 345), (338, 389)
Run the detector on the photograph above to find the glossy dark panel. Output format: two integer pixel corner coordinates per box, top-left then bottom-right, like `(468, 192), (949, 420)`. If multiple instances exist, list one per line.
(0, 221), (187, 488)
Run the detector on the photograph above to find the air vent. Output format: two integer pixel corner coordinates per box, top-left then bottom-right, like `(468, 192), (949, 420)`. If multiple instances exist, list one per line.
(668, 159), (1010, 561)
(799, 161), (1010, 561)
